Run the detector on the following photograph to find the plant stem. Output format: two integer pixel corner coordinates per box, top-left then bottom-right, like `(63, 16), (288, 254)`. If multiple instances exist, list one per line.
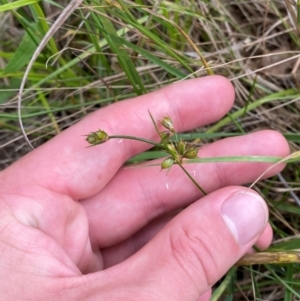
(108, 135), (163, 148)
(178, 162), (207, 195)
(109, 134), (207, 196)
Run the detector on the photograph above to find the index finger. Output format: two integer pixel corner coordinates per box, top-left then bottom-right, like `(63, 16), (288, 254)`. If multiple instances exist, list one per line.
(3, 76), (234, 199)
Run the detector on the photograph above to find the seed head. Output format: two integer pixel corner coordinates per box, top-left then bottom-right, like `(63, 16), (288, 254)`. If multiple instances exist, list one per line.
(166, 143), (176, 153)
(159, 131), (171, 142)
(86, 130), (109, 145)
(161, 157), (174, 170)
(184, 147), (198, 159)
(177, 140), (186, 156)
(160, 116), (174, 132)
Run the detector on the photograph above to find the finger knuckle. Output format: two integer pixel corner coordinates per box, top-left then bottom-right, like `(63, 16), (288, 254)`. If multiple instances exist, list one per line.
(169, 225), (219, 287)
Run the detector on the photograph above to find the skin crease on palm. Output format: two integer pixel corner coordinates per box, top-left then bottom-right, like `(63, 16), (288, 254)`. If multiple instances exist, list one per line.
(0, 76), (290, 300)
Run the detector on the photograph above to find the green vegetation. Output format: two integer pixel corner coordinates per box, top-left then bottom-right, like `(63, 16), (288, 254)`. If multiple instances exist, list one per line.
(0, 0), (300, 299)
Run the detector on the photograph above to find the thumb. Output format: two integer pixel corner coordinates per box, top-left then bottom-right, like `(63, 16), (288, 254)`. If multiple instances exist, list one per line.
(67, 187), (269, 301)
(148, 186), (269, 301)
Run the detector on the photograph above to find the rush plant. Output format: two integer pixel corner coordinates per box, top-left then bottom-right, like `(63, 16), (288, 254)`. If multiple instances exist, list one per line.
(86, 112), (207, 195)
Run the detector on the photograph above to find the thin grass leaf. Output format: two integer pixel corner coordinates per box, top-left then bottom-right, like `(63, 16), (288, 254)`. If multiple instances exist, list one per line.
(127, 151), (166, 163)
(266, 265), (300, 298)
(16, 14), (150, 101)
(0, 0), (43, 46)
(94, 8), (146, 95)
(0, 78), (21, 103)
(0, 94), (131, 119)
(127, 131), (300, 143)
(284, 264), (294, 301)
(127, 155), (288, 169)
(126, 149), (292, 163)
(0, 0), (40, 12)
(185, 156), (285, 164)
(112, 9), (194, 74)
(283, 133), (300, 142)
(121, 38), (187, 79)
(210, 267), (236, 301)
(242, 75), (257, 117)
(4, 26), (40, 73)
(249, 151), (300, 189)
(250, 266), (261, 301)
(30, 3), (59, 56)
(206, 89), (298, 133)
(275, 202), (300, 215)
(36, 89), (60, 134)
(42, 0), (63, 9)
(268, 238), (300, 251)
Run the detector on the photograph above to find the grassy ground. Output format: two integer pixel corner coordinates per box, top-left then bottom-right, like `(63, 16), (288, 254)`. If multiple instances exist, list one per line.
(0, 0), (300, 300)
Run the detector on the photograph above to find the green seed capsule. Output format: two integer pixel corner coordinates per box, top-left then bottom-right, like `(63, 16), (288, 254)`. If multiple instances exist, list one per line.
(86, 130), (109, 145)
(184, 147), (198, 159)
(161, 157), (174, 169)
(160, 116), (174, 132)
(177, 139), (186, 156)
(159, 131), (171, 142)
(166, 143), (176, 153)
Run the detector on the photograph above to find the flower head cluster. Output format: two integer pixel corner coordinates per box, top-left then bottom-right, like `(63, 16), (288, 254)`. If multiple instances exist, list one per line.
(86, 130), (109, 145)
(158, 116), (198, 170)
(85, 112), (204, 194)
(85, 114), (199, 171)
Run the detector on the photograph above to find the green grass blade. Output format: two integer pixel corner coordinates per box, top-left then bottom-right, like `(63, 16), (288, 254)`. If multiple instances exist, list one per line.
(250, 266), (261, 300)
(117, 13), (194, 74)
(93, 8), (146, 95)
(0, 79), (21, 104)
(211, 267), (236, 301)
(268, 238), (300, 251)
(0, 0), (40, 12)
(127, 155), (289, 167)
(4, 29), (40, 73)
(266, 265), (300, 298)
(16, 14), (150, 100)
(284, 264), (293, 301)
(206, 89), (298, 133)
(121, 38), (187, 79)
(30, 3), (59, 56)
(184, 156), (286, 164)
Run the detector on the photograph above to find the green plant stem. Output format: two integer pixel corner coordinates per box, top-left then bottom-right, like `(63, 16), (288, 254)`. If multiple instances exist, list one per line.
(178, 162), (207, 195)
(108, 135), (162, 148)
(108, 134), (207, 195)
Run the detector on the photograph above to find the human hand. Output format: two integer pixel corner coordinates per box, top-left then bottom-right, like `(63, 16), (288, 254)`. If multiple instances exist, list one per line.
(0, 76), (289, 300)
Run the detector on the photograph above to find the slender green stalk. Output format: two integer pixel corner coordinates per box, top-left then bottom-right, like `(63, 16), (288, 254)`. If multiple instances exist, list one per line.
(266, 265), (300, 298)
(108, 135), (161, 148)
(178, 162), (207, 195)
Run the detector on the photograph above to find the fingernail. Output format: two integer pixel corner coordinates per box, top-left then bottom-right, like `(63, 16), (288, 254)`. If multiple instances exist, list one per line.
(221, 191), (268, 245)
